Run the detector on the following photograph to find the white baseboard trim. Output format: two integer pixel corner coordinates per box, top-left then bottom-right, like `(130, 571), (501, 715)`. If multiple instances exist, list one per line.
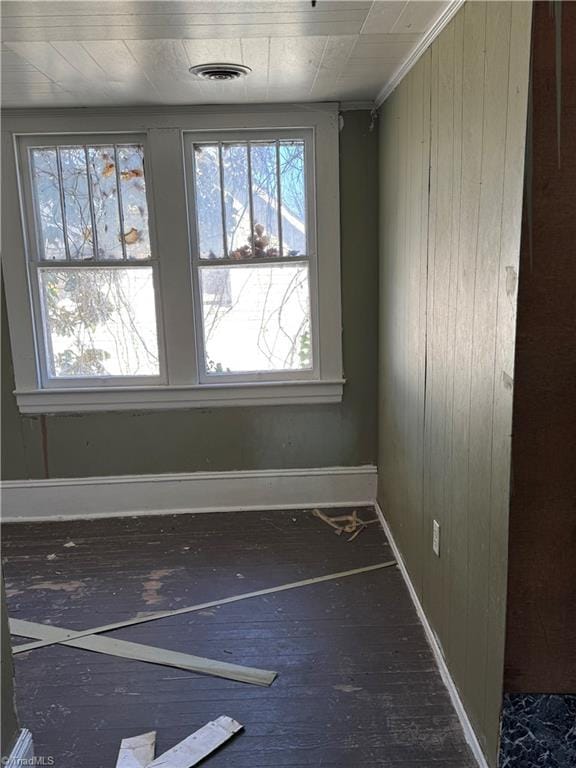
(375, 502), (490, 768)
(0, 466), (377, 523)
(5, 729), (34, 767)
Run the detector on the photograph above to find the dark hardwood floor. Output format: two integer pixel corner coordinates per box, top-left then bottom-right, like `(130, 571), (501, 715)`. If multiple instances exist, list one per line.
(2, 508), (476, 767)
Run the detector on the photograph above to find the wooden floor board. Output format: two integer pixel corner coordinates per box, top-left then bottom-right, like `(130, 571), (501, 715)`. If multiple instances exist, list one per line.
(2, 508), (476, 767)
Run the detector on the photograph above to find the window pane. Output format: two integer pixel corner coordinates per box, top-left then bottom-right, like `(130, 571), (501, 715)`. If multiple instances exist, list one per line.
(31, 142), (153, 263)
(279, 141), (306, 257)
(117, 144), (151, 260)
(193, 139), (308, 262)
(30, 148), (66, 261)
(200, 264), (311, 373)
(194, 144), (225, 259)
(222, 144), (252, 258)
(251, 143), (280, 257)
(39, 267), (160, 378)
(59, 147), (95, 260)
(87, 146), (124, 260)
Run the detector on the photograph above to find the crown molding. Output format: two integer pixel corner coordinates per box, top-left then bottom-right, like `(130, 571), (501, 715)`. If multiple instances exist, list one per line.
(375, 0), (466, 107)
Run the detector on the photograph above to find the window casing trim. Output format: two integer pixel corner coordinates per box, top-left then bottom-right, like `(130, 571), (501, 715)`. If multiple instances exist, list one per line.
(2, 105), (343, 413)
(13, 380), (345, 414)
(16, 132), (169, 388)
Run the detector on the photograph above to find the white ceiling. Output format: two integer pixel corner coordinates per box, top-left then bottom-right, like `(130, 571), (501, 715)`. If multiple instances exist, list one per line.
(1, 1), (455, 109)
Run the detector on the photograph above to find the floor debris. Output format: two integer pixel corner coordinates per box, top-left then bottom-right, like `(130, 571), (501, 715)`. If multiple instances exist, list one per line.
(12, 561), (396, 655)
(3, 508), (475, 768)
(312, 509), (380, 541)
(116, 731), (156, 768)
(10, 619), (276, 687)
(145, 716), (242, 768)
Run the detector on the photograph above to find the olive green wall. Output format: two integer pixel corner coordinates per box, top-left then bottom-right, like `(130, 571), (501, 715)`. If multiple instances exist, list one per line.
(377, 3), (532, 766)
(1, 110), (378, 480)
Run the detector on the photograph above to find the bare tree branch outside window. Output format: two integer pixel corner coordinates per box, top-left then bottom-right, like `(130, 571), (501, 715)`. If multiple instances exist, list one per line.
(30, 144), (159, 378)
(193, 139), (311, 374)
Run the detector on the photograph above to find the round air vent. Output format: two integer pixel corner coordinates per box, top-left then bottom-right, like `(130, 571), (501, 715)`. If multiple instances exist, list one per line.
(189, 63), (252, 81)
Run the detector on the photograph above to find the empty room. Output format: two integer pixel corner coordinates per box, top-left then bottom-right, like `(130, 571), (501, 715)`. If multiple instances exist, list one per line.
(1, 2), (574, 767)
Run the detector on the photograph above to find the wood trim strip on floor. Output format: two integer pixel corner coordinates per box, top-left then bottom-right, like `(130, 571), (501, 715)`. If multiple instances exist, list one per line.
(12, 561), (397, 654)
(10, 619), (277, 687)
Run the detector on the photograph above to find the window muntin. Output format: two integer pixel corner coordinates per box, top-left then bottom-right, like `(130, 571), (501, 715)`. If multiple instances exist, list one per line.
(25, 137), (162, 383)
(189, 134), (315, 379)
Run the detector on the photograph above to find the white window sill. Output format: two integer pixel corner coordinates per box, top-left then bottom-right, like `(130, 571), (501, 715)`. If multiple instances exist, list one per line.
(14, 380), (345, 414)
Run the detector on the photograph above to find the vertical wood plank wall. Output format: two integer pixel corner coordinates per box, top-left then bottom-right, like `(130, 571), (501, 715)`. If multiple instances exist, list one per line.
(377, 3), (532, 764)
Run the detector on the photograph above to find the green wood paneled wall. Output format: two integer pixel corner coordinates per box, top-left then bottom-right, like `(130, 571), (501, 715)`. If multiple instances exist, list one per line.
(377, 3), (532, 764)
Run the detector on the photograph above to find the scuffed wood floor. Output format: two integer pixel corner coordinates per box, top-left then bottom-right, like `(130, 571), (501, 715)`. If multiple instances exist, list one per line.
(2, 508), (476, 767)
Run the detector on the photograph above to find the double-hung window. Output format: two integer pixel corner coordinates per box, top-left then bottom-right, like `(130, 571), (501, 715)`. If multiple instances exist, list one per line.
(187, 131), (315, 380)
(21, 136), (164, 386)
(2, 107), (342, 413)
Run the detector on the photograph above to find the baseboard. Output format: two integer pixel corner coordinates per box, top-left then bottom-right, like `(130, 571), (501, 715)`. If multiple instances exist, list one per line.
(0, 466), (377, 522)
(4, 729), (34, 767)
(375, 502), (490, 768)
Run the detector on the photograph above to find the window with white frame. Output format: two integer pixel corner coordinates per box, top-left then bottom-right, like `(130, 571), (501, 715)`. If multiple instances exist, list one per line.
(187, 131), (315, 380)
(22, 137), (164, 385)
(3, 109), (342, 413)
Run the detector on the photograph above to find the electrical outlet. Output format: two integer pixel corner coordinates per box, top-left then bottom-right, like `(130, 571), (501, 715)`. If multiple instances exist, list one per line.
(432, 520), (440, 557)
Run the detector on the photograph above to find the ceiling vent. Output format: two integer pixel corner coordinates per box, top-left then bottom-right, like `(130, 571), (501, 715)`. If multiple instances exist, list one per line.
(189, 63), (252, 81)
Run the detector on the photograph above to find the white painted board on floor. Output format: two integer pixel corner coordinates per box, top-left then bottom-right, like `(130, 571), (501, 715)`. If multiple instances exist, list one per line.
(146, 716), (243, 768)
(10, 619), (276, 686)
(115, 731), (156, 768)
